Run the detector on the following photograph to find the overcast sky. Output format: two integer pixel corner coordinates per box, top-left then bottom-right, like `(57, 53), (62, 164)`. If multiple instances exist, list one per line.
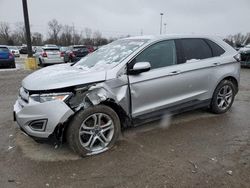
(0, 0), (249, 38)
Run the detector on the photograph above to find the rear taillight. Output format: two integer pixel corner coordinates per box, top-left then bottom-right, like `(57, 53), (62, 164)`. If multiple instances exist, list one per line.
(60, 52), (64, 57)
(42, 52), (47, 57)
(234, 54), (241, 62)
(8, 53), (14, 59)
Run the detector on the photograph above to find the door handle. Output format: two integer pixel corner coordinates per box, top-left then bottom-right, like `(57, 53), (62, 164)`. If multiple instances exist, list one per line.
(213, 62), (221, 66)
(168, 70), (181, 76)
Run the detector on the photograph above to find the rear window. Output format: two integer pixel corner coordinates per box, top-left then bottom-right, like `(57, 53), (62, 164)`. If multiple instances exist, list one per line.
(0, 47), (9, 52)
(44, 48), (59, 51)
(205, 39), (225, 57)
(73, 46), (85, 48)
(176, 38), (213, 63)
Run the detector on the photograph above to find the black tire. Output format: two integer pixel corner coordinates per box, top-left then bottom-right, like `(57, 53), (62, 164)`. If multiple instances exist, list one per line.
(210, 80), (236, 114)
(39, 59), (44, 67)
(9, 62), (16, 68)
(66, 105), (121, 157)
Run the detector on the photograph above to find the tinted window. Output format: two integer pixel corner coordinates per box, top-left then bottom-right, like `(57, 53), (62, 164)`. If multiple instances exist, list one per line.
(205, 39), (225, 57)
(134, 40), (176, 69)
(44, 48), (59, 52)
(177, 39), (212, 63)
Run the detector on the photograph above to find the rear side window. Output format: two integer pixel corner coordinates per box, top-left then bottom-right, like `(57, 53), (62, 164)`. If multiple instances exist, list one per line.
(0, 47), (9, 52)
(205, 39), (225, 57)
(134, 40), (177, 69)
(176, 38), (212, 63)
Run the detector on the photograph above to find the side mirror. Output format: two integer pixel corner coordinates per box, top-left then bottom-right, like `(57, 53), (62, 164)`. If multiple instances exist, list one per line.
(129, 62), (151, 75)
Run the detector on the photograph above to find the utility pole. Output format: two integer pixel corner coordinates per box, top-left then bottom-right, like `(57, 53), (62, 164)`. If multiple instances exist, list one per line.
(22, 0), (37, 70)
(160, 13), (164, 35)
(164, 23), (167, 34)
(22, 0), (33, 57)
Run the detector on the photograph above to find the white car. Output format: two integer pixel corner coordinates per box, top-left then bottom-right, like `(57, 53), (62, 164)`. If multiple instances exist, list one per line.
(8, 46), (20, 57)
(34, 46), (64, 67)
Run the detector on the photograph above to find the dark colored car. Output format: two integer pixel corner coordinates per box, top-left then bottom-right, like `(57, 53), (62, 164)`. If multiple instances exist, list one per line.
(59, 47), (69, 61)
(19, 45), (27, 54)
(239, 45), (250, 67)
(0, 45), (16, 68)
(64, 45), (89, 62)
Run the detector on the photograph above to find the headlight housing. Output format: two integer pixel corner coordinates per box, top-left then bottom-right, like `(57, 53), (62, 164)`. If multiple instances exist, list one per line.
(30, 93), (72, 103)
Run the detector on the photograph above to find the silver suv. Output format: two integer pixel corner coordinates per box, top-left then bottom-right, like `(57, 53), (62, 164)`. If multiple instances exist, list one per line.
(14, 35), (240, 157)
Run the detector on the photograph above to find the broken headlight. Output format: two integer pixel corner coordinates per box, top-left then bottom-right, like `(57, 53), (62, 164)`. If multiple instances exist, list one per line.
(30, 93), (72, 103)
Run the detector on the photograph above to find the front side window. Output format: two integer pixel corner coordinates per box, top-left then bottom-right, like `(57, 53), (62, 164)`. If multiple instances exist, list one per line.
(176, 38), (213, 63)
(133, 40), (177, 69)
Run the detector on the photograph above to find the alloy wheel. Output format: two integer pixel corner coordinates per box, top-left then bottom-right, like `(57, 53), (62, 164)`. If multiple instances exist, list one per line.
(79, 113), (114, 153)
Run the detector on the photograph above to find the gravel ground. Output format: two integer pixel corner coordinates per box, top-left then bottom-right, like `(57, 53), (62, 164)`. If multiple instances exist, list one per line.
(0, 61), (249, 188)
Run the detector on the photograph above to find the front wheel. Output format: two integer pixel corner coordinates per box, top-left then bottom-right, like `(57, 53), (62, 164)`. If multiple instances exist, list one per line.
(66, 105), (121, 157)
(210, 80), (236, 114)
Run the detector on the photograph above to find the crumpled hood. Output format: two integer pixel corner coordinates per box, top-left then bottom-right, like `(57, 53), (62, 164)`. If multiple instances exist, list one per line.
(22, 64), (106, 91)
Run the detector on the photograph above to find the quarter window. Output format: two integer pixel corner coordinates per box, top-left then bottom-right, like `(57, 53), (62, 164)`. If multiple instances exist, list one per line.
(134, 40), (177, 69)
(205, 39), (225, 57)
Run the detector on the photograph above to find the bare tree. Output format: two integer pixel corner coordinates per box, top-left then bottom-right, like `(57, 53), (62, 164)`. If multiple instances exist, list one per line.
(84, 27), (92, 45)
(60, 25), (73, 46)
(32, 32), (43, 46)
(225, 33), (250, 47)
(47, 19), (62, 44)
(11, 22), (26, 45)
(92, 30), (102, 46)
(0, 22), (12, 44)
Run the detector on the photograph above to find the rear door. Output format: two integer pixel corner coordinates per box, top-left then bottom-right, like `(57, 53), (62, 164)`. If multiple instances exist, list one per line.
(173, 38), (221, 103)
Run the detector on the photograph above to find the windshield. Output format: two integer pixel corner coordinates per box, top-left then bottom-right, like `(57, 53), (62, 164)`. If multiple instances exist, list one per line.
(74, 39), (149, 69)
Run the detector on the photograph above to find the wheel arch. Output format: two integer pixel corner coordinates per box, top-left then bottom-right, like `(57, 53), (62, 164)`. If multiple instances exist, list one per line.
(100, 99), (132, 129)
(219, 76), (239, 93)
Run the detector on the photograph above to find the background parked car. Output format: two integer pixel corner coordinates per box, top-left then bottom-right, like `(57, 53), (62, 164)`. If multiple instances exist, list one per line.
(19, 45), (35, 54)
(239, 44), (250, 67)
(34, 46), (64, 67)
(8, 46), (20, 57)
(19, 45), (27, 54)
(64, 45), (89, 62)
(59, 46), (69, 61)
(0, 45), (16, 68)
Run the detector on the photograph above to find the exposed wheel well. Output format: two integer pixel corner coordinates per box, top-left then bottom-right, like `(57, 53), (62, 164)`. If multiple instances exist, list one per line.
(222, 76), (238, 93)
(101, 100), (132, 129)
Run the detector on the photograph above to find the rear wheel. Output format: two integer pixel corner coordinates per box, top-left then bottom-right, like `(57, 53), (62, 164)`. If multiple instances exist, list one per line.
(9, 62), (16, 68)
(66, 105), (121, 157)
(210, 80), (236, 114)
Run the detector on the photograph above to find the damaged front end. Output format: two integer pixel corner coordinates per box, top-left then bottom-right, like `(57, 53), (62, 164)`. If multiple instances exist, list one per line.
(54, 78), (132, 145)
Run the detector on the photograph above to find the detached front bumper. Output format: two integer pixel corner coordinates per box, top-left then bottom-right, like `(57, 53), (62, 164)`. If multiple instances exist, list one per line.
(13, 98), (74, 138)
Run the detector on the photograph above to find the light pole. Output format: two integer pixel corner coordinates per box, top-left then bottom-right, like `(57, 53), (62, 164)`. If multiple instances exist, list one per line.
(22, 0), (32, 57)
(22, 0), (37, 69)
(164, 23), (167, 34)
(160, 13), (164, 35)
